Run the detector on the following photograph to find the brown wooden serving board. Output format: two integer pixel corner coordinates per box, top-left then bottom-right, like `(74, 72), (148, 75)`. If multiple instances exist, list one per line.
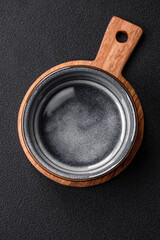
(18, 16), (144, 187)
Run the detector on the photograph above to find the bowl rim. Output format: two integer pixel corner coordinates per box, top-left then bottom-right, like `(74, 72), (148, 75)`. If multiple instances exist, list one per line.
(21, 66), (138, 180)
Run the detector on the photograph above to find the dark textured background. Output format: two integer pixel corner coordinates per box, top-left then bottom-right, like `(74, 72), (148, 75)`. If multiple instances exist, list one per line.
(1, 0), (160, 239)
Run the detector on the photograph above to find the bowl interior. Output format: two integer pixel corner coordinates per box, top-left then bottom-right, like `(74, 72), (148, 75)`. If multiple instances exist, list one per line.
(23, 67), (137, 179)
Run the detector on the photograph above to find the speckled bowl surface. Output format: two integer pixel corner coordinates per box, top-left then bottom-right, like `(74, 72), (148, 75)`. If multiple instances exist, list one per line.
(23, 67), (137, 180)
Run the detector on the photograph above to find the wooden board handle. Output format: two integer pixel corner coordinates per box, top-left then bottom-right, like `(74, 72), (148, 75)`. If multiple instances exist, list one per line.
(93, 16), (143, 79)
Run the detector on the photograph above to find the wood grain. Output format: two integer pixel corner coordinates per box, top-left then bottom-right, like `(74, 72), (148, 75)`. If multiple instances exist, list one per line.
(18, 16), (144, 187)
(94, 16), (143, 78)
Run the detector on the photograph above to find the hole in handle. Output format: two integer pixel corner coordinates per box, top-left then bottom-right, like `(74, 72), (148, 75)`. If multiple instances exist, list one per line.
(116, 31), (128, 43)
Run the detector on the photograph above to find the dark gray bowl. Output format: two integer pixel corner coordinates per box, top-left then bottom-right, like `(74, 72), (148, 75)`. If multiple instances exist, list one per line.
(23, 67), (137, 180)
